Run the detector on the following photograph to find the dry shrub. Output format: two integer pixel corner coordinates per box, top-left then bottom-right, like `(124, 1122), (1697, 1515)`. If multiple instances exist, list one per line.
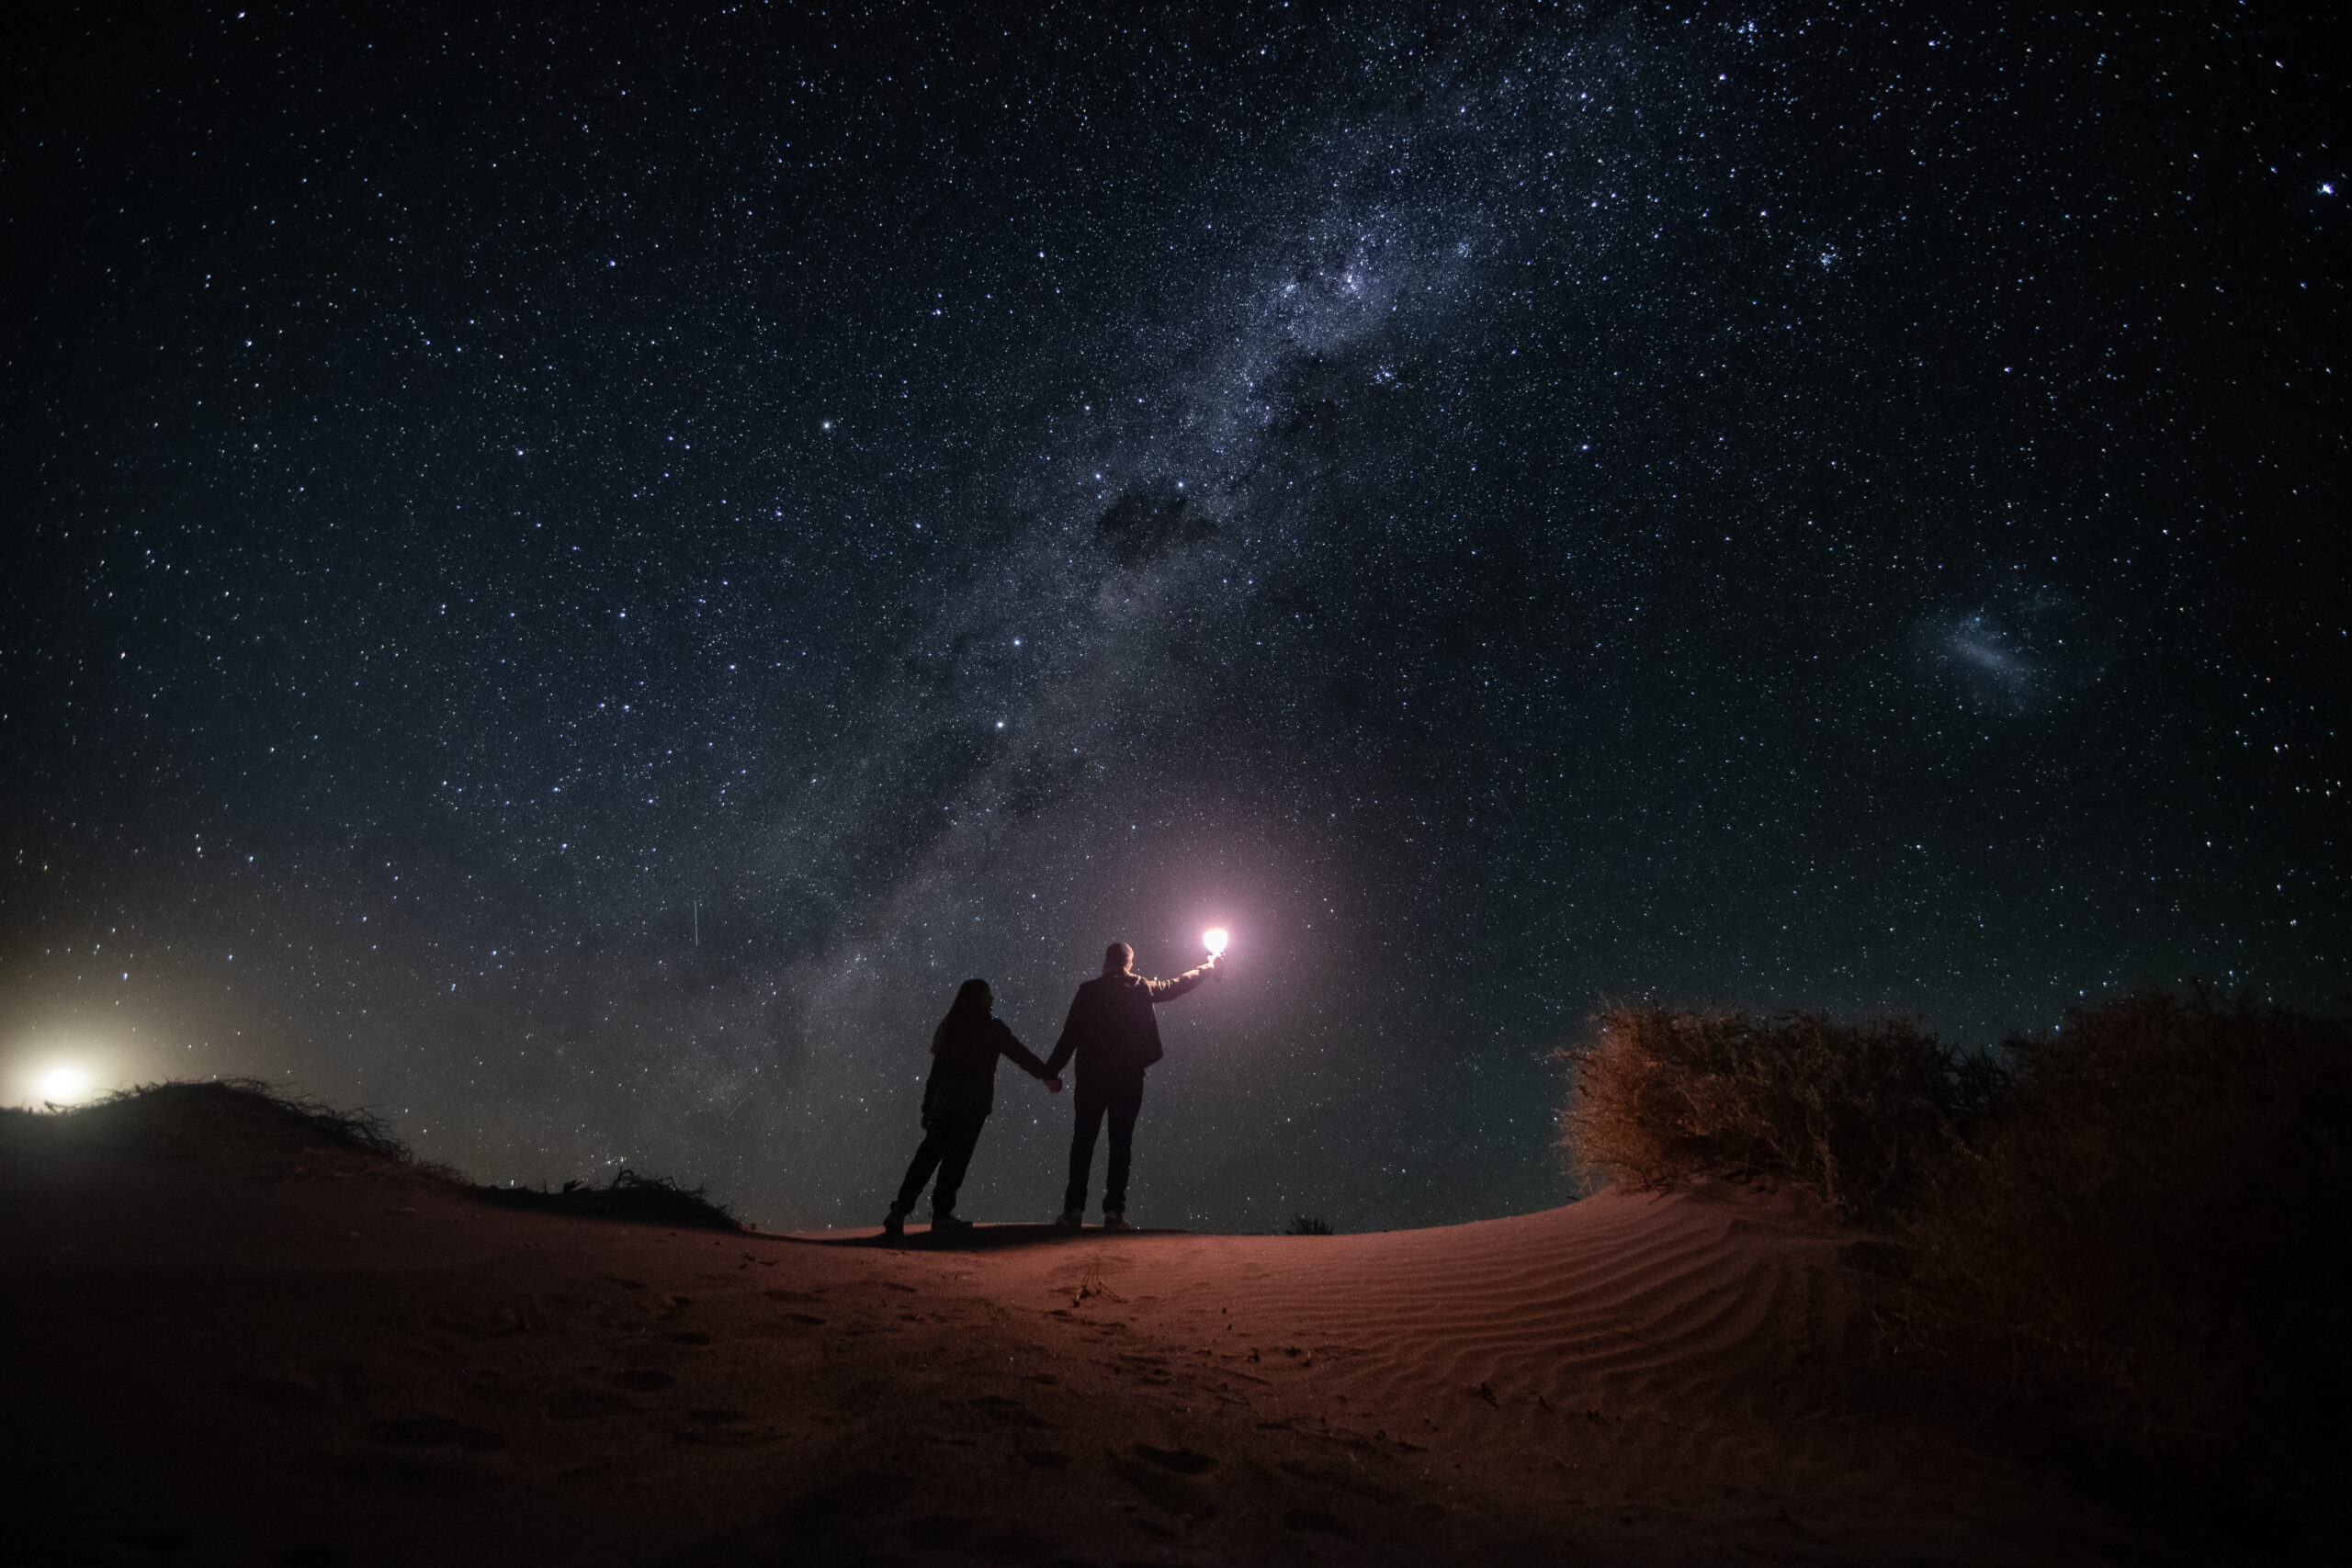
(1558, 1004), (1995, 1221)
(1, 1080), (741, 1232)
(1562, 990), (2352, 1522)
(0, 1077), (429, 1176)
(1902, 991), (2352, 1506)
(473, 1168), (742, 1233)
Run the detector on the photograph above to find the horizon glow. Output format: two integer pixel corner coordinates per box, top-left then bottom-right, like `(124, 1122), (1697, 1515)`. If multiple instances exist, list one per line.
(40, 1064), (90, 1105)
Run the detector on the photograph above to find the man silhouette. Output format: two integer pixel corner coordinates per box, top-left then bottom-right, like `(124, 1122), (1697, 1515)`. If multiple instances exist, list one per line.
(1046, 940), (1218, 1231)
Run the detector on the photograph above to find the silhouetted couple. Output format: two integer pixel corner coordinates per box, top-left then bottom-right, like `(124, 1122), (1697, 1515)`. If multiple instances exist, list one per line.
(885, 941), (1220, 1236)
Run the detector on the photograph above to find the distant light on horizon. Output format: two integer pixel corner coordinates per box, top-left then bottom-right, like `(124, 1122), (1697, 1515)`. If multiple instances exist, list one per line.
(40, 1064), (91, 1104)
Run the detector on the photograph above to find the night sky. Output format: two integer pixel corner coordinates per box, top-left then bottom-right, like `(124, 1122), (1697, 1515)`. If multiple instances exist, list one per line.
(4, 4), (2344, 1232)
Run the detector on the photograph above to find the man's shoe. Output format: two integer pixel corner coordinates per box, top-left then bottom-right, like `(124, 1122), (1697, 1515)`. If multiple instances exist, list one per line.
(1101, 1212), (1133, 1232)
(931, 1212), (973, 1231)
(882, 1205), (906, 1236)
(1052, 1209), (1084, 1230)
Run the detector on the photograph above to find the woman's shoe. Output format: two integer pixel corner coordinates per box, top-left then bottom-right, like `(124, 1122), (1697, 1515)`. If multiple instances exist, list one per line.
(882, 1204), (907, 1236)
(931, 1212), (973, 1231)
(1053, 1209), (1084, 1230)
(1101, 1212), (1133, 1232)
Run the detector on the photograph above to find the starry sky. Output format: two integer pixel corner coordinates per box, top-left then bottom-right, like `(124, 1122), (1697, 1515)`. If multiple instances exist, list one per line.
(4, 3), (2344, 1231)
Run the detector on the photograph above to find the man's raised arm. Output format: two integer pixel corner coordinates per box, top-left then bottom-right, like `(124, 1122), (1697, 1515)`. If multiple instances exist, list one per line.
(1146, 959), (1217, 1004)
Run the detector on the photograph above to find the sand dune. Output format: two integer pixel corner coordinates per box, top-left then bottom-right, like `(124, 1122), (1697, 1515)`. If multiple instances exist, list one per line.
(4, 1134), (2168, 1565)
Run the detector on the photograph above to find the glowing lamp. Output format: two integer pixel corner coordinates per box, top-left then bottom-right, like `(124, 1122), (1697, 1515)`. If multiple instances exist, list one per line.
(1203, 928), (1229, 957)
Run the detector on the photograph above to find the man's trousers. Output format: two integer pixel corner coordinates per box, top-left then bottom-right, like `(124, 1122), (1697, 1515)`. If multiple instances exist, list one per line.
(1061, 1074), (1146, 1215)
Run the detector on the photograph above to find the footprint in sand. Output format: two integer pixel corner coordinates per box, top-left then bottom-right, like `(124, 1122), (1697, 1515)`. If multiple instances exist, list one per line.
(232, 1373), (325, 1411)
(232, 1363), (376, 1411)
(967, 1394), (1055, 1428)
(430, 1303), (526, 1338)
(674, 1408), (780, 1446)
(546, 1388), (630, 1419)
(905, 1515), (977, 1549)
(1285, 1506), (1351, 1537)
(1132, 1443), (1216, 1475)
(368, 1415), (507, 1451)
(317, 1453), (486, 1495)
(904, 1517), (1058, 1556)
(782, 1471), (912, 1531)
(609, 1369), (676, 1392)
(1116, 1444), (1217, 1516)
(1278, 1458), (1402, 1506)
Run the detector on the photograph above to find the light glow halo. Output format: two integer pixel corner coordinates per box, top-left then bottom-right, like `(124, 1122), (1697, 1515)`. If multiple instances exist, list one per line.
(1203, 927), (1229, 956)
(40, 1065), (90, 1104)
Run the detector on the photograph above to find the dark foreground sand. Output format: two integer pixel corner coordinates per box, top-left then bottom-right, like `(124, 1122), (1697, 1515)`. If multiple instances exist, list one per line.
(4, 1145), (2177, 1566)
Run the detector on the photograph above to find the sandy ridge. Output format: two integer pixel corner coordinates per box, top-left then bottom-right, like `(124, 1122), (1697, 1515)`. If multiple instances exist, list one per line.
(3, 1157), (2167, 1565)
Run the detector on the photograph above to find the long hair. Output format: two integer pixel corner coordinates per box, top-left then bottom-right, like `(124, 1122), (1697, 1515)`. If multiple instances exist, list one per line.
(932, 977), (991, 1055)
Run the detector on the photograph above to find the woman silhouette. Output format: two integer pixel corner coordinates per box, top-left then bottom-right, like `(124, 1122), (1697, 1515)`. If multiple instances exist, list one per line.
(886, 978), (1061, 1235)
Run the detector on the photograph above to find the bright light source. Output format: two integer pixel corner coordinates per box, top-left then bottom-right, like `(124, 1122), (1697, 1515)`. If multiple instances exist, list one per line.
(40, 1065), (89, 1104)
(1203, 928), (1229, 956)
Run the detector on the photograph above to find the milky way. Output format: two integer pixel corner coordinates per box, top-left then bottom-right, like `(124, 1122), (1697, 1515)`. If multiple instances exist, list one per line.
(4, 5), (2343, 1229)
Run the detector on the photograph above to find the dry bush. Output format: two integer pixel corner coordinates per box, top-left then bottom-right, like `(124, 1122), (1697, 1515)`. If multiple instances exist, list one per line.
(473, 1168), (742, 1233)
(1901, 991), (2352, 1506)
(1558, 1004), (1996, 1221)
(1, 1080), (741, 1232)
(0, 1077), (432, 1177)
(1560, 991), (2352, 1521)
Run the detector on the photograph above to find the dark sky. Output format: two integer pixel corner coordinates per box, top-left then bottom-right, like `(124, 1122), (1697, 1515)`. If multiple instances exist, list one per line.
(4, 3), (2344, 1231)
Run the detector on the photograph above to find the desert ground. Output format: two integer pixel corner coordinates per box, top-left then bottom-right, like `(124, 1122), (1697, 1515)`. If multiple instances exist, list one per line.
(5, 1108), (2184, 1567)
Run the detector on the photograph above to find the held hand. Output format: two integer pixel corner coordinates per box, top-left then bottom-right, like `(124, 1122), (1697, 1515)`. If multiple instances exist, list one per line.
(1045, 1076), (1064, 1094)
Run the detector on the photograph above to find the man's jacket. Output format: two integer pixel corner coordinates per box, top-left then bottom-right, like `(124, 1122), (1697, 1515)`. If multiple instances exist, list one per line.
(1044, 965), (1212, 1083)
